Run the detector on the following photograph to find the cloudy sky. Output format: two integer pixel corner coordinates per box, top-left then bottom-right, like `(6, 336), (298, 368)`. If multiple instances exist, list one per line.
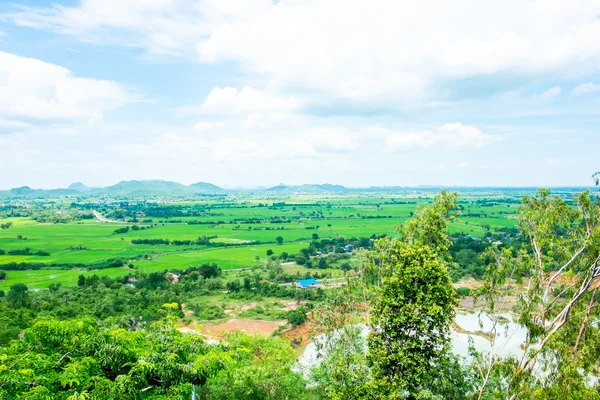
(1, 0), (599, 189)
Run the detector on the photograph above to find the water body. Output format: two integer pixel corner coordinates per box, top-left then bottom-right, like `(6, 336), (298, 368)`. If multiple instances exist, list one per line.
(452, 312), (528, 358)
(298, 312), (528, 369)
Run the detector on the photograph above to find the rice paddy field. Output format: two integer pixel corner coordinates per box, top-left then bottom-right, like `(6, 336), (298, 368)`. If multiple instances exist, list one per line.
(0, 190), (531, 289)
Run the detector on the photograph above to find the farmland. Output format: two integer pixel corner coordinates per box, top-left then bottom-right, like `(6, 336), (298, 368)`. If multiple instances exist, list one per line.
(1, 185), (598, 399)
(0, 189), (529, 289)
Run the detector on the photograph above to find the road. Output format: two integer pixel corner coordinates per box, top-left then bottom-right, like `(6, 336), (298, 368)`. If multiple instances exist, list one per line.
(92, 210), (119, 223)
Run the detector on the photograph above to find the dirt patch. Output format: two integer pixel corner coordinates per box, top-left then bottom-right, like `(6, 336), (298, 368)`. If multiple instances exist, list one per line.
(241, 302), (257, 311)
(181, 303), (193, 317)
(280, 321), (314, 347)
(454, 278), (483, 289)
(278, 300), (306, 311)
(200, 318), (287, 338)
(452, 322), (494, 341)
(458, 295), (519, 313)
(178, 326), (205, 336)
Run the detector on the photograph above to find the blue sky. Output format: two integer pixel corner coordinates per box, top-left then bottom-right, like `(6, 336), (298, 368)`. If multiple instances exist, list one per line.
(0, 0), (599, 189)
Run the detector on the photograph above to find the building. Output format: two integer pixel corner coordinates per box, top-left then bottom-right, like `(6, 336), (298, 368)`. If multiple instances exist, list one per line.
(295, 278), (317, 289)
(166, 272), (180, 283)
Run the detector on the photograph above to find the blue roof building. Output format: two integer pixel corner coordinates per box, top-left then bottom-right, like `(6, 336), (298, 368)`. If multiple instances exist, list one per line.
(295, 278), (317, 289)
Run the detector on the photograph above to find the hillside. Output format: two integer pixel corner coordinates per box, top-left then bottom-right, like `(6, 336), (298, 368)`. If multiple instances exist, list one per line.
(98, 180), (192, 197)
(263, 184), (349, 194)
(67, 182), (92, 192)
(189, 181), (225, 194)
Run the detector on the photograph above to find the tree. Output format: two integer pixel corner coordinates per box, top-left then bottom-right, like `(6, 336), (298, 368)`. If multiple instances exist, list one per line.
(475, 188), (600, 399)
(287, 307), (308, 327)
(48, 282), (61, 292)
(276, 236), (284, 245)
(367, 241), (458, 398)
(394, 190), (459, 255)
(295, 256), (307, 265)
(310, 285), (370, 400)
(6, 283), (29, 308)
(0, 271), (6, 281)
(359, 191), (465, 398)
(312, 233), (319, 240)
(77, 274), (86, 287)
(318, 257), (327, 269)
(243, 277), (252, 290)
(266, 249), (274, 256)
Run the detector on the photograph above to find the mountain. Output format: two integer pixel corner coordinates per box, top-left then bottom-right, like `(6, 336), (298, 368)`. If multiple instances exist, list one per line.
(68, 182), (92, 192)
(263, 184), (349, 194)
(10, 186), (33, 195)
(0, 186), (78, 199)
(189, 182), (225, 194)
(99, 180), (192, 197)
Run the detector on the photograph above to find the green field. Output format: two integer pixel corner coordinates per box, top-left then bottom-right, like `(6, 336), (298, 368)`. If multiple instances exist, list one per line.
(0, 192), (523, 289)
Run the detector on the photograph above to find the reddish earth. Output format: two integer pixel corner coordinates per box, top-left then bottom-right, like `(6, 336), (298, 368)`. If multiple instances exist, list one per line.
(280, 321), (314, 346)
(181, 319), (287, 338)
(277, 300), (306, 311)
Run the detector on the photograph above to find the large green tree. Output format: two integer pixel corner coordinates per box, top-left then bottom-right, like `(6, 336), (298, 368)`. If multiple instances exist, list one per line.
(367, 241), (460, 398)
(365, 191), (466, 398)
(475, 188), (600, 399)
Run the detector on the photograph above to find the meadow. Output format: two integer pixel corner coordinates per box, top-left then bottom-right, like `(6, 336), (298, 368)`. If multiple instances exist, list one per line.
(0, 192), (523, 289)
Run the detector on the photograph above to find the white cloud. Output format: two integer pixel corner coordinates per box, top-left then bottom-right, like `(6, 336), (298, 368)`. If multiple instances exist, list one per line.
(199, 86), (302, 114)
(193, 121), (224, 131)
(536, 86), (561, 100)
(572, 82), (600, 96)
(307, 128), (360, 153)
(112, 131), (321, 163)
(242, 112), (299, 130)
(0, 119), (30, 130)
(4, 1), (208, 58)
(384, 123), (498, 152)
(7, 1), (600, 106)
(0, 51), (137, 121)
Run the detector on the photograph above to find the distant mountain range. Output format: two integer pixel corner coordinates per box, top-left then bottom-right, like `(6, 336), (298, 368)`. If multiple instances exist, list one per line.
(0, 180), (226, 199)
(0, 180), (594, 199)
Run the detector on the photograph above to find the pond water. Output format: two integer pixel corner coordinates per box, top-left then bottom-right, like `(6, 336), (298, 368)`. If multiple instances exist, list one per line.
(298, 312), (528, 369)
(296, 312), (599, 386)
(452, 312), (528, 358)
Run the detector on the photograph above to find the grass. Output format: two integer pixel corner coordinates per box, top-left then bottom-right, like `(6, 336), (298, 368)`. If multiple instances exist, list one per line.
(0, 193), (521, 289)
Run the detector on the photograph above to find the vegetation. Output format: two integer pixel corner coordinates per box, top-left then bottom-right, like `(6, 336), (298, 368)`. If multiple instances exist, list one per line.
(0, 185), (598, 399)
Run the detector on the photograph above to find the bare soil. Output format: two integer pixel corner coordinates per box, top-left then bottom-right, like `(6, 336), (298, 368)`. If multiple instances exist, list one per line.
(197, 318), (287, 338)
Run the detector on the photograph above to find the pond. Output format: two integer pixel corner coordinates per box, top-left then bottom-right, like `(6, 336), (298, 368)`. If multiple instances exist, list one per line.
(298, 312), (528, 370)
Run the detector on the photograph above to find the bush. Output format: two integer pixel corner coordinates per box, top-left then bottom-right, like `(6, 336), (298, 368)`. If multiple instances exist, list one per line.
(455, 287), (471, 297)
(287, 307), (308, 327)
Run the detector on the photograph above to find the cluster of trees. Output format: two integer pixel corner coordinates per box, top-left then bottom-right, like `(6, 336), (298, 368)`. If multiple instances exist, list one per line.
(1, 187), (599, 399)
(0, 248), (50, 256)
(131, 235), (217, 246)
(0, 222), (12, 229)
(0, 318), (312, 399)
(307, 188), (600, 399)
(0, 258), (126, 271)
(113, 224), (155, 235)
(113, 226), (130, 235)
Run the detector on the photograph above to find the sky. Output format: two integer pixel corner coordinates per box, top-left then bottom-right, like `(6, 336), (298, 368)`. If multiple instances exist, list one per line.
(0, 0), (599, 189)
